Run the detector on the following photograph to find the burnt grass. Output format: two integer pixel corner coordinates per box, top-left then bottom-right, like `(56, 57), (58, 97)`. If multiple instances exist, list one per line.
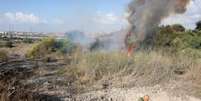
(0, 60), (62, 101)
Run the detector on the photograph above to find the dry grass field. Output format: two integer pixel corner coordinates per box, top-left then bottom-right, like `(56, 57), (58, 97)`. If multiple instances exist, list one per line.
(0, 40), (201, 101)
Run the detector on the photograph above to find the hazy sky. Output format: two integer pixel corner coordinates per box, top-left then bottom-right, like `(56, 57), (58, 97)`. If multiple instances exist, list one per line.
(0, 0), (200, 33)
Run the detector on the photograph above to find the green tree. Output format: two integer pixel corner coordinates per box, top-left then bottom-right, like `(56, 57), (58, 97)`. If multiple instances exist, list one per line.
(155, 25), (201, 50)
(171, 24), (185, 32)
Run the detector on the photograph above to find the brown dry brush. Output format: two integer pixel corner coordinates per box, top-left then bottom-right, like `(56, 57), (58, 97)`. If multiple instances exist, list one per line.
(61, 51), (201, 96)
(0, 64), (34, 101)
(0, 60), (61, 101)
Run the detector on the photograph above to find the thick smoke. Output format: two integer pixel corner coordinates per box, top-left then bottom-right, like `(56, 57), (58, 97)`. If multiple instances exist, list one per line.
(127, 0), (190, 47)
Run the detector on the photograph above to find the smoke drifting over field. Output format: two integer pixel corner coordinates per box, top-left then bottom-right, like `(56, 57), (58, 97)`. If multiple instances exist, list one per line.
(65, 0), (192, 52)
(127, 0), (191, 44)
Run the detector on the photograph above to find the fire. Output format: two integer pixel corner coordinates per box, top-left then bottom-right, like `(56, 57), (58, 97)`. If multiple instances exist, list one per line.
(127, 45), (134, 57)
(125, 31), (136, 57)
(127, 43), (136, 57)
(126, 0), (190, 56)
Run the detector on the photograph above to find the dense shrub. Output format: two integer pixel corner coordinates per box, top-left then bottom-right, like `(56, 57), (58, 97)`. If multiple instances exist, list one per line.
(0, 49), (8, 62)
(0, 40), (14, 48)
(179, 48), (201, 58)
(26, 37), (76, 59)
(26, 37), (56, 59)
(171, 24), (185, 32)
(5, 41), (13, 48)
(54, 39), (75, 54)
(23, 38), (34, 43)
(155, 26), (177, 48)
(154, 25), (201, 52)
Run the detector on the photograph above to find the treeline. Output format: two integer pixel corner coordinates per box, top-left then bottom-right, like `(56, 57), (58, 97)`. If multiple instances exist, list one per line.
(127, 20), (200, 58)
(155, 22), (201, 49)
(11, 21), (201, 59)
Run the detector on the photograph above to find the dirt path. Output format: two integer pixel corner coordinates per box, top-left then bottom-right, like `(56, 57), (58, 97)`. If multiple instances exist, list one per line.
(75, 85), (201, 101)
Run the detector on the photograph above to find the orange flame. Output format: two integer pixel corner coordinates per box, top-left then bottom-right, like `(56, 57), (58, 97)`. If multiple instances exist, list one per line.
(127, 44), (135, 57)
(127, 47), (132, 57)
(125, 31), (135, 57)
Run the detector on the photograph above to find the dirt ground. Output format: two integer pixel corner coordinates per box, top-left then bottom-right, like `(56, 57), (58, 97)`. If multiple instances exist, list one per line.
(75, 85), (201, 101)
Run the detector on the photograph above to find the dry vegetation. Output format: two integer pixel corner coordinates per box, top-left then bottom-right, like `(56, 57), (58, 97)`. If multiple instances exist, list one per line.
(0, 49), (8, 62)
(1, 46), (200, 100)
(59, 50), (201, 97)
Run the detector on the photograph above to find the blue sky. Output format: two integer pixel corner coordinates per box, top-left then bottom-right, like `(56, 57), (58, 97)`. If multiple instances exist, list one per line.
(0, 0), (130, 33)
(0, 0), (128, 18)
(0, 0), (200, 33)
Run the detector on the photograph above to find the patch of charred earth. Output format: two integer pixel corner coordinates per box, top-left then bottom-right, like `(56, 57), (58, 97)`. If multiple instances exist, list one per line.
(0, 59), (62, 101)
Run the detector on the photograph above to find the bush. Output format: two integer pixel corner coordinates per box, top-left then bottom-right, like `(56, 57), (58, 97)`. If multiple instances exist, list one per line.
(54, 39), (75, 54)
(5, 41), (13, 48)
(171, 24), (185, 32)
(26, 37), (56, 59)
(23, 38), (34, 43)
(0, 50), (8, 62)
(180, 48), (201, 58)
(26, 37), (76, 59)
(155, 26), (176, 48)
(154, 25), (201, 52)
